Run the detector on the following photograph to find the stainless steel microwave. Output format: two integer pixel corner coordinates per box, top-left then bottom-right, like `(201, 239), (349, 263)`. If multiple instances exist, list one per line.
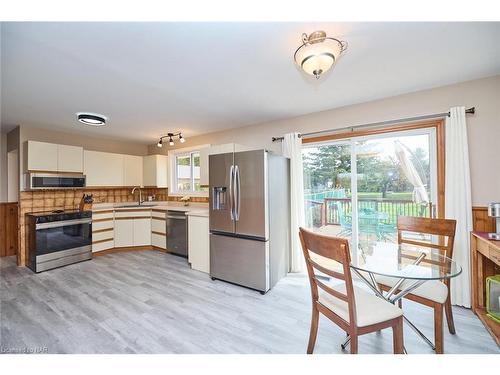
(26, 173), (86, 190)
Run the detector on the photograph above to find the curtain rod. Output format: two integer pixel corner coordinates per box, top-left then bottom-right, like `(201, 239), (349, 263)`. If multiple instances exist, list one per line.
(271, 107), (475, 142)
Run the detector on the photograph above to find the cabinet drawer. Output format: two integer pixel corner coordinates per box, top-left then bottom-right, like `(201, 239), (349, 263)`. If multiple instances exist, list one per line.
(490, 246), (500, 267)
(92, 211), (114, 220)
(152, 210), (167, 219)
(93, 219), (114, 231)
(151, 218), (166, 233)
(152, 233), (166, 249)
(115, 209), (151, 218)
(477, 238), (490, 257)
(92, 239), (114, 253)
(93, 229), (114, 242)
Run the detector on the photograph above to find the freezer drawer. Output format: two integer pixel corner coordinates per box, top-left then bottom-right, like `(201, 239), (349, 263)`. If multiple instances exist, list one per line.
(210, 233), (269, 292)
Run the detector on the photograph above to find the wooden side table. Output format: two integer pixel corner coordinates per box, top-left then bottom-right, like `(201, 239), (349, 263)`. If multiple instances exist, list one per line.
(470, 231), (500, 346)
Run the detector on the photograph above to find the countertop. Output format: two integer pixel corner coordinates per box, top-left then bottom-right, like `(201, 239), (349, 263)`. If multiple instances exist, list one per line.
(92, 201), (209, 217)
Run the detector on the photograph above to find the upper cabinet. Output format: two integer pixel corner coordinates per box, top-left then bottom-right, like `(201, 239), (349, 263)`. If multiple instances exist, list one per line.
(27, 141), (83, 173)
(143, 154), (168, 188)
(123, 155), (143, 187)
(57, 144), (84, 173)
(84, 150), (124, 187)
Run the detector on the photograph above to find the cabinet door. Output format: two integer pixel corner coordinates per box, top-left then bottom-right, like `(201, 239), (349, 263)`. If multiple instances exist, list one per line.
(123, 155), (143, 187)
(155, 155), (168, 188)
(143, 155), (168, 188)
(27, 141), (58, 172)
(188, 215), (210, 273)
(142, 155), (157, 187)
(57, 144), (83, 173)
(114, 219), (134, 247)
(133, 218), (151, 246)
(84, 150), (124, 186)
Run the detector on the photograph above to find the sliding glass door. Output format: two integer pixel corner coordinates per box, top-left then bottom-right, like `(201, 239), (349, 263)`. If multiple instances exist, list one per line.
(302, 127), (437, 264)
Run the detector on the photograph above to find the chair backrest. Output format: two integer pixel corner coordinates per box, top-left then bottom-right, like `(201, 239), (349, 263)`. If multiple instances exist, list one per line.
(299, 227), (357, 328)
(397, 216), (457, 258)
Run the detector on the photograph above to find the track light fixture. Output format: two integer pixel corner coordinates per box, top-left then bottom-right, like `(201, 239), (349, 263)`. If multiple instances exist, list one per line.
(157, 132), (185, 147)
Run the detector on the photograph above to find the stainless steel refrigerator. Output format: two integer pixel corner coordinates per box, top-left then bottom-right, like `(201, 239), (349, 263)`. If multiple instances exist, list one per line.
(209, 149), (290, 294)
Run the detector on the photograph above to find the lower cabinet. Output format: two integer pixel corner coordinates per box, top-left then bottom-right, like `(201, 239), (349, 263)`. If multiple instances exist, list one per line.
(133, 218), (151, 246)
(114, 219), (134, 247)
(188, 215), (210, 273)
(115, 218), (151, 247)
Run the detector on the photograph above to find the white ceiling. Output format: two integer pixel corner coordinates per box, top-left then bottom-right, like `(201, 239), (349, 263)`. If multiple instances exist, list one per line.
(1, 22), (499, 143)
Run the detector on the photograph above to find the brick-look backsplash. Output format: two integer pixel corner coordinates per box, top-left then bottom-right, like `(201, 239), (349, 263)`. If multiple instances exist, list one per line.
(17, 187), (168, 266)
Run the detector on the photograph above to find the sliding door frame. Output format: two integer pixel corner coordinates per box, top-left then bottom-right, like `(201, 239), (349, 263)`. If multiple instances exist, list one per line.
(302, 119), (446, 219)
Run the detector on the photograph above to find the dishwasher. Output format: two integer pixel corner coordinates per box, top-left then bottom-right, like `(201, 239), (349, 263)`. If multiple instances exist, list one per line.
(166, 210), (188, 257)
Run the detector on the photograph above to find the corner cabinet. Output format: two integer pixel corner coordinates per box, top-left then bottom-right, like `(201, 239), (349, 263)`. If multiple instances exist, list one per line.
(123, 155), (143, 187)
(143, 154), (168, 188)
(27, 141), (83, 173)
(84, 150), (124, 187)
(114, 210), (152, 247)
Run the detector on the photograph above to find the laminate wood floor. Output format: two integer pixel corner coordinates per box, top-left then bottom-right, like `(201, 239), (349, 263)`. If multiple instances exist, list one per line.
(1, 251), (499, 354)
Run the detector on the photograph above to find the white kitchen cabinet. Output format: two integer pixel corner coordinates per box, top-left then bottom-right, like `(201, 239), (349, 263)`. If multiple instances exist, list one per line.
(188, 215), (210, 273)
(143, 154), (168, 188)
(123, 155), (143, 187)
(84, 150), (124, 186)
(114, 219), (134, 247)
(27, 141), (84, 173)
(27, 141), (58, 172)
(57, 144), (83, 172)
(133, 218), (152, 246)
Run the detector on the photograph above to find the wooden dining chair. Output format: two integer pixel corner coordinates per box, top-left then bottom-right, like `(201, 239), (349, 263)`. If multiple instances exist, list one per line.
(377, 216), (457, 354)
(299, 227), (404, 354)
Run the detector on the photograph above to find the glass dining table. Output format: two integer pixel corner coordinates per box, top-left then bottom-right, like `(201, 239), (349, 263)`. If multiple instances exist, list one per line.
(347, 241), (462, 353)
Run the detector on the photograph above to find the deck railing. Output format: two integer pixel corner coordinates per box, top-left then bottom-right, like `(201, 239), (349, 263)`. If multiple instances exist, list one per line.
(306, 197), (433, 227)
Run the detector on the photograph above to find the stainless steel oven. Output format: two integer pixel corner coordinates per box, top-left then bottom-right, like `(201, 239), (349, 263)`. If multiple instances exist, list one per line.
(26, 173), (86, 190)
(27, 210), (92, 272)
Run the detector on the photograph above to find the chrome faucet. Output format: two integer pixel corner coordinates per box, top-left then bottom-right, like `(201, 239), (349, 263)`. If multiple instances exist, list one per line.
(131, 186), (144, 205)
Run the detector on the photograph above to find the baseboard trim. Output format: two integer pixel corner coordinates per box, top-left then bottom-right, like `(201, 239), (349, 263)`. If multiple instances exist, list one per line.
(93, 246), (155, 256)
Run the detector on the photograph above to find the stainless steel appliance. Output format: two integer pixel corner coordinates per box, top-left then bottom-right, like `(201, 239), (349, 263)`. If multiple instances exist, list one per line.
(488, 202), (500, 240)
(26, 173), (86, 190)
(209, 149), (290, 294)
(166, 210), (188, 257)
(26, 210), (92, 272)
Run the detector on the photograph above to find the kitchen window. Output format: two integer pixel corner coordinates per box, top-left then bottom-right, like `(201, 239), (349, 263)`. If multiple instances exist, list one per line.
(172, 151), (204, 194)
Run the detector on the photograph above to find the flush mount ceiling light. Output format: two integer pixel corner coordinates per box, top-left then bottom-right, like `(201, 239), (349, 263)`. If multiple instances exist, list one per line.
(294, 30), (348, 79)
(157, 132), (186, 148)
(77, 113), (107, 126)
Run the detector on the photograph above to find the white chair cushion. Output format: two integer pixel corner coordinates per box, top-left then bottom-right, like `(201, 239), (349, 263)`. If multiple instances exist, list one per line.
(375, 275), (448, 304)
(318, 284), (403, 327)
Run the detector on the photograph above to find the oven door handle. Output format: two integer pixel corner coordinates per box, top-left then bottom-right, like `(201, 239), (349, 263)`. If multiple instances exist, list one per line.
(36, 218), (92, 230)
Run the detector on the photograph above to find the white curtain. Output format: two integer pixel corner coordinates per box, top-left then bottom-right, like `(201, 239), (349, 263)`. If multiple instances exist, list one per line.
(445, 106), (473, 308)
(282, 132), (305, 273)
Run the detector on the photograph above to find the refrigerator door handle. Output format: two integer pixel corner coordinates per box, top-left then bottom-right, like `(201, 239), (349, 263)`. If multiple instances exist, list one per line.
(229, 165), (235, 220)
(235, 165), (241, 221)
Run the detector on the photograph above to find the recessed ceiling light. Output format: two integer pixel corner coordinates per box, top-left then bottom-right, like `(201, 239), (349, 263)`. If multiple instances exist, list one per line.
(77, 113), (107, 126)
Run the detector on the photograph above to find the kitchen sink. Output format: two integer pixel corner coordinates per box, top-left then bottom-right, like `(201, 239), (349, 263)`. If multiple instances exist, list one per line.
(115, 203), (158, 208)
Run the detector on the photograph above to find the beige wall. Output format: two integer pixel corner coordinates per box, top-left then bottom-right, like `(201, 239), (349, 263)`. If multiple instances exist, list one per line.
(149, 75), (500, 206)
